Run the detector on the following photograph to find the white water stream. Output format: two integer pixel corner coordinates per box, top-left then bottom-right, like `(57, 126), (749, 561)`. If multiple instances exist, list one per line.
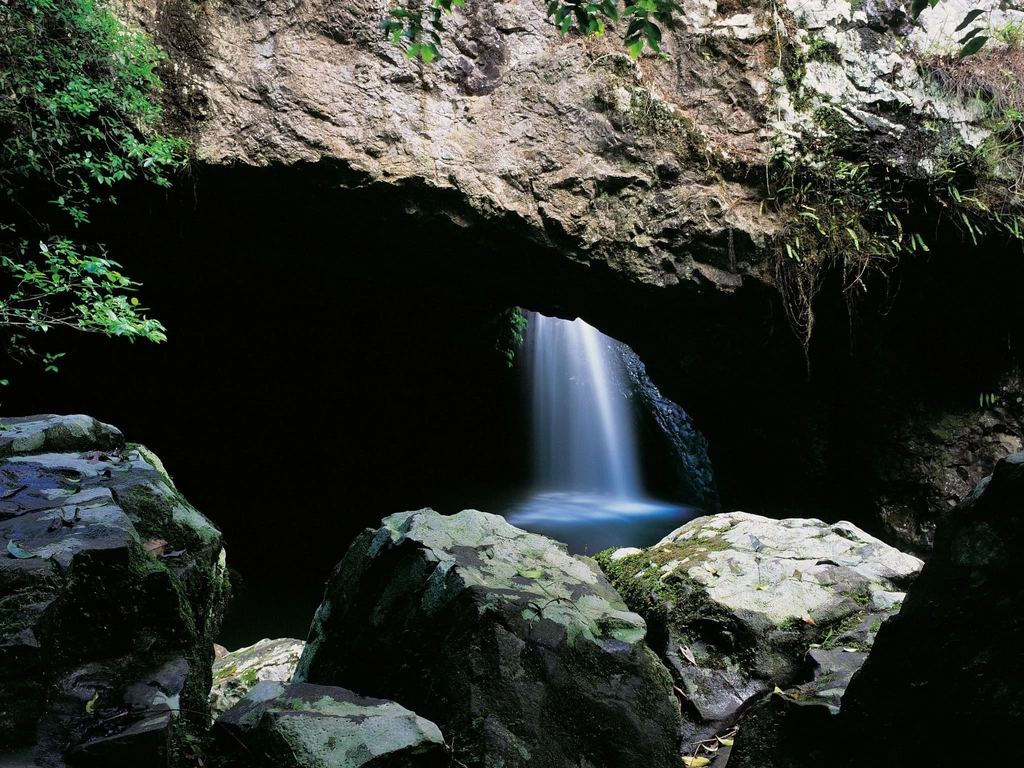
(505, 312), (698, 554)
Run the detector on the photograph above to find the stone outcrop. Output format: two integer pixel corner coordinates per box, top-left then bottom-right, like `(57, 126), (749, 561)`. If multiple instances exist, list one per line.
(210, 637), (306, 718)
(827, 451), (1024, 765)
(869, 371), (1024, 550)
(295, 508), (681, 768)
(130, 0), (1020, 288)
(0, 414), (229, 765)
(598, 511), (922, 750)
(214, 681), (446, 768)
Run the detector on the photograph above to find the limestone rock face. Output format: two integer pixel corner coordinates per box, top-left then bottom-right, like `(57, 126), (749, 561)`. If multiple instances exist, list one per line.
(0, 414), (229, 763)
(130, 0), (1020, 292)
(599, 512), (923, 750)
(210, 637), (306, 718)
(295, 508), (681, 768)
(832, 451), (1024, 765)
(214, 681), (446, 768)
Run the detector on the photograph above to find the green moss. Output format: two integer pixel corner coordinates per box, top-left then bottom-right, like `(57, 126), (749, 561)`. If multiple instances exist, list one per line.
(812, 106), (856, 152)
(241, 668), (259, 687)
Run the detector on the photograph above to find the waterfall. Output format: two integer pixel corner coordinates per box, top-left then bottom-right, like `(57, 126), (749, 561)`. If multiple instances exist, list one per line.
(528, 313), (641, 497)
(505, 311), (702, 554)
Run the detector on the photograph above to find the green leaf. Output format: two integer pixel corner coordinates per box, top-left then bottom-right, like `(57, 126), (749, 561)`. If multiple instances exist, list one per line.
(954, 10), (985, 32)
(960, 35), (989, 57)
(517, 568), (544, 579)
(910, 0), (929, 18)
(959, 27), (984, 45)
(7, 539), (37, 559)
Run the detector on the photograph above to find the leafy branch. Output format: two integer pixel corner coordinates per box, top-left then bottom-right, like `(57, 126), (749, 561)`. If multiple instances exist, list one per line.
(0, 0), (185, 378)
(384, 0), (683, 61)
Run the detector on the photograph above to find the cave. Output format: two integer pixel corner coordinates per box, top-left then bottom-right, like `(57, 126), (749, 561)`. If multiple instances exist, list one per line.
(5, 161), (1023, 647)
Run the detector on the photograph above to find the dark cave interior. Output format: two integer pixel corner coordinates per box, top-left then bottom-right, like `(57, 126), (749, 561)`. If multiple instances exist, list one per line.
(5, 162), (1023, 645)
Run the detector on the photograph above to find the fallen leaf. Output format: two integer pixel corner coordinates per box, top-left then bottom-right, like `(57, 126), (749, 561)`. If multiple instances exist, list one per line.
(144, 539), (168, 557)
(682, 757), (710, 767)
(808, 643), (823, 649)
(680, 645), (696, 665)
(159, 549), (187, 559)
(755, 583), (766, 591)
(717, 737), (734, 747)
(7, 539), (36, 559)
(841, 647), (859, 653)
(85, 692), (99, 714)
(516, 569), (544, 579)
(773, 685), (799, 700)
(802, 615), (816, 626)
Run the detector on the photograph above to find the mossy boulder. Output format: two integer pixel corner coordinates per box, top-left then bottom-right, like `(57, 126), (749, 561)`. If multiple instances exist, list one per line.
(0, 414), (229, 763)
(597, 512), (922, 750)
(295, 508), (681, 768)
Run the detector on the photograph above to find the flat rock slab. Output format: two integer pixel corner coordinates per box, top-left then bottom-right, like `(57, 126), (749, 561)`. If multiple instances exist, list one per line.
(295, 508), (681, 768)
(211, 638), (306, 717)
(215, 681), (445, 768)
(599, 512), (922, 749)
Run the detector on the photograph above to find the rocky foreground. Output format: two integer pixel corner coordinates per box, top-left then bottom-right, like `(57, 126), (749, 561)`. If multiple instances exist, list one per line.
(3, 415), (1023, 766)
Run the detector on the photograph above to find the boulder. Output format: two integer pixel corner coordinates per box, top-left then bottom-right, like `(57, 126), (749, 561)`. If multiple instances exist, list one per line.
(210, 637), (305, 718)
(214, 681), (446, 768)
(0, 414), (229, 764)
(829, 451), (1024, 765)
(597, 511), (922, 750)
(295, 508), (681, 768)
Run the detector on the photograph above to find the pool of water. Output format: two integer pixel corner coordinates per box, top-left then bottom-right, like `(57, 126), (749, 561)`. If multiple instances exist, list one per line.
(503, 491), (703, 556)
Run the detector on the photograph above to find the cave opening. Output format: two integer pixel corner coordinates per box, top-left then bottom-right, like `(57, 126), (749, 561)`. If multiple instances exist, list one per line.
(5, 161), (1023, 645)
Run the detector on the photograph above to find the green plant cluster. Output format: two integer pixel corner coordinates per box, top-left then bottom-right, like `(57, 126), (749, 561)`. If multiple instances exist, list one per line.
(494, 306), (528, 367)
(762, 154), (918, 361)
(0, 0), (187, 380)
(385, 0), (682, 62)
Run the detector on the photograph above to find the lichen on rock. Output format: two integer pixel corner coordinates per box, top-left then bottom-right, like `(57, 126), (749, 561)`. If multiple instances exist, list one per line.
(0, 414), (230, 764)
(597, 511), (922, 750)
(296, 508), (682, 768)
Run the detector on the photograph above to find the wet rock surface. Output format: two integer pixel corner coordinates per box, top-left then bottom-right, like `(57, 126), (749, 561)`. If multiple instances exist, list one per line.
(0, 414), (229, 765)
(617, 341), (719, 511)
(599, 511), (922, 751)
(210, 637), (305, 718)
(295, 508), (681, 768)
(215, 681), (446, 768)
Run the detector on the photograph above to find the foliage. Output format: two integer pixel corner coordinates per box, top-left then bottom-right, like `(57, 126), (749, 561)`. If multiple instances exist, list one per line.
(764, 155), (918, 364)
(494, 306), (528, 367)
(0, 0), (185, 377)
(384, 0), (682, 61)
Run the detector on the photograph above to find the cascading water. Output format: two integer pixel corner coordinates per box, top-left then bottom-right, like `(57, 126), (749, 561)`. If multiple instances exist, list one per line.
(529, 314), (641, 497)
(505, 312), (700, 554)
